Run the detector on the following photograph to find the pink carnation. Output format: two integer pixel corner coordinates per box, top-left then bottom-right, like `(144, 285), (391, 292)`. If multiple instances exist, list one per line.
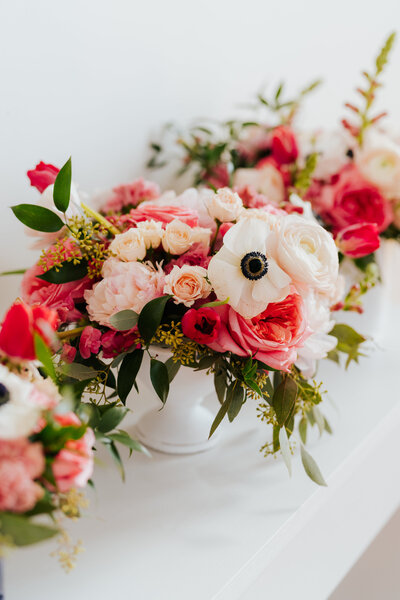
(52, 413), (94, 493)
(101, 178), (160, 213)
(164, 243), (211, 274)
(79, 326), (101, 359)
(120, 205), (199, 228)
(84, 258), (165, 327)
(208, 293), (309, 371)
(61, 343), (77, 363)
(0, 439), (45, 513)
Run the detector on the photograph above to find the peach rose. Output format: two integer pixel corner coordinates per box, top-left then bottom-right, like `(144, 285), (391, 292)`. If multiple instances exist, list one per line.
(162, 219), (193, 255)
(109, 228), (146, 262)
(164, 265), (212, 307)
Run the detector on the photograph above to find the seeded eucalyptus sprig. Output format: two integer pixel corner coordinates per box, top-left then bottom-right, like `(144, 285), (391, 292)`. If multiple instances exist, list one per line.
(342, 32), (396, 145)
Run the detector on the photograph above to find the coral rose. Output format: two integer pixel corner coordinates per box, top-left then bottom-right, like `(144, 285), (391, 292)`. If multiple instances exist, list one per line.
(208, 293), (308, 371)
(164, 265), (212, 307)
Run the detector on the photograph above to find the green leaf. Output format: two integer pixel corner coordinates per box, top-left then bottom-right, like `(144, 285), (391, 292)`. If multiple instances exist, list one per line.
(209, 396), (230, 438)
(165, 357), (181, 383)
(272, 376), (298, 427)
(97, 406), (129, 433)
(109, 309), (139, 331)
(201, 297), (230, 308)
(150, 358), (170, 404)
(117, 349), (143, 404)
(34, 333), (56, 381)
(214, 371), (227, 404)
(272, 425), (280, 452)
(108, 441), (125, 481)
(11, 204), (64, 232)
(138, 295), (171, 345)
(62, 362), (100, 381)
(300, 445), (327, 486)
(0, 268), (26, 276)
(53, 157), (71, 212)
(279, 427), (292, 476)
(107, 430), (151, 457)
(330, 323), (366, 348)
(313, 406), (325, 436)
(37, 260), (88, 284)
(227, 383), (244, 422)
(324, 417), (333, 435)
(0, 513), (59, 547)
(299, 417), (308, 445)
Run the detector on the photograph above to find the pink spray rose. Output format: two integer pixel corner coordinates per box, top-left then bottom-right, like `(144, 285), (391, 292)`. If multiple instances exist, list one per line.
(101, 178), (160, 213)
(208, 293), (308, 371)
(310, 164), (393, 233)
(335, 222), (380, 258)
(79, 326), (102, 359)
(52, 413), (94, 493)
(164, 243), (211, 274)
(27, 162), (59, 193)
(0, 438), (45, 512)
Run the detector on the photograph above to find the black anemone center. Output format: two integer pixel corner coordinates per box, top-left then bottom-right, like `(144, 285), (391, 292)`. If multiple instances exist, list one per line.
(240, 252), (268, 281)
(0, 383), (10, 407)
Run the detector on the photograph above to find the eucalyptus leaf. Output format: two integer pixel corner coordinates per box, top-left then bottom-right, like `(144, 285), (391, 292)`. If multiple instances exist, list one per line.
(11, 204), (64, 232)
(150, 358), (169, 404)
(279, 427), (292, 476)
(109, 309), (139, 331)
(53, 157), (71, 212)
(300, 445), (327, 486)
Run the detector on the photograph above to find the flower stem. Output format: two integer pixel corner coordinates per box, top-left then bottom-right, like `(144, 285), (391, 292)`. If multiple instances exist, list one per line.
(210, 220), (221, 254)
(57, 327), (86, 341)
(81, 202), (120, 236)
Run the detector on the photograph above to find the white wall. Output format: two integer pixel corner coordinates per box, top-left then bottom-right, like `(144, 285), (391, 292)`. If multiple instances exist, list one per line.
(1, 0), (400, 314)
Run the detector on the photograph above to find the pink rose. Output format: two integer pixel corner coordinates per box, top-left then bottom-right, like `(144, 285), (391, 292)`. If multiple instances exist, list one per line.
(121, 205), (199, 228)
(101, 178), (160, 213)
(21, 264), (91, 324)
(101, 329), (140, 359)
(0, 438), (45, 512)
(270, 126), (299, 165)
(208, 293), (308, 371)
(27, 162), (59, 193)
(52, 413), (94, 493)
(79, 326), (102, 359)
(310, 164), (393, 233)
(335, 222), (380, 258)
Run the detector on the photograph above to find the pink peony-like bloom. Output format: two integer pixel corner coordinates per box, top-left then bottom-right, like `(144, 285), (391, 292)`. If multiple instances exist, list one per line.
(21, 263), (92, 324)
(309, 164), (393, 233)
(52, 413), (94, 493)
(27, 162), (59, 193)
(121, 205), (199, 228)
(164, 243), (211, 274)
(61, 343), (77, 363)
(84, 258), (165, 327)
(0, 438), (45, 512)
(101, 329), (140, 359)
(79, 326), (102, 359)
(101, 178), (160, 213)
(335, 222), (380, 258)
(208, 293), (309, 371)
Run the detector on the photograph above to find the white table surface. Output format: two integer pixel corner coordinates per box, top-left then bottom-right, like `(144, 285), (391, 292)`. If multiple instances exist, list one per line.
(4, 285), (400, 600)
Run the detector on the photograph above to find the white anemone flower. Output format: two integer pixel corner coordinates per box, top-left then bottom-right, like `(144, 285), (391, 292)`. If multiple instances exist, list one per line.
(0, 364), (41, 439)
(207, 218), (291, 319)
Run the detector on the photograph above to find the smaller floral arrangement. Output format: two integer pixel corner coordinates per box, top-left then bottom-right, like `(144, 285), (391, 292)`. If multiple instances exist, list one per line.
(9, 159), (366, 485)
(148, 32), (399, 313)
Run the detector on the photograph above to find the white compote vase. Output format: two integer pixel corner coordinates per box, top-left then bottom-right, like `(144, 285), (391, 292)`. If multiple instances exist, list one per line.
(135, 347), (220, 454)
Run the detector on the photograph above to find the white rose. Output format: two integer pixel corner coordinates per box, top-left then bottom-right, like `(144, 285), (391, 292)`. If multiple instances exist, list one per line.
(191, 226), (212, 248)
(355, 129), (400, 198)
(136, 219), (163, 249)
(164, 265), (212, 307)
(275, 215), (339, 296)
(0, 365), (42, 439)
(162, 219), (193, 255)
(109, 228), (147, 262)
(205, 188), (243, 222)
(233, 164), (285, 205)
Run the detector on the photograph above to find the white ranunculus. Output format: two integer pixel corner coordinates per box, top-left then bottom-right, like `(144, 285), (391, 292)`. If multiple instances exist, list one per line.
(0, 365), (42, 439)
(289, 193), (318, 223)
(233, 164), (285, 205)
(136, 219), (163, 249)
(355, 129), (400, 198)
(204, 188), (243, 222)
(295, 291), (337, 378)
(109, 228), (147, 262)
(274, 215), (339, 297)
(297, 129), (352, 181)
(162, 219), (193, 255)
(207, 217), (291, 319)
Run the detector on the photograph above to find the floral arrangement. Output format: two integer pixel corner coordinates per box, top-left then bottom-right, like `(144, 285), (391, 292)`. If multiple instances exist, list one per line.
(8, 158), (366, 487)
(148, 33), (399, 312)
